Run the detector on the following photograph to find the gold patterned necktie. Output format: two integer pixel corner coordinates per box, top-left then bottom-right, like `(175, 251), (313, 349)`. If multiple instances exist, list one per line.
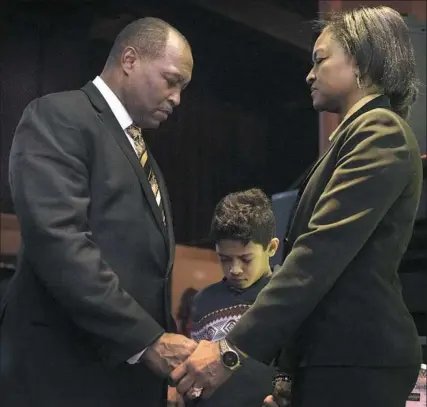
(126, 124), (165, 223)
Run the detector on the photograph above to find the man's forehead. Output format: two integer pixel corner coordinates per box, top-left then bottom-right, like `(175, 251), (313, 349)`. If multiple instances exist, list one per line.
(164, 30), (191, 56)
(161, 44), (193, 75)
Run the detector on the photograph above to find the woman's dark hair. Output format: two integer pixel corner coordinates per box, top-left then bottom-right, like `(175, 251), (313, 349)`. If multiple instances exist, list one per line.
(317, 6), (420, 119)
(210, 188), (275, 249)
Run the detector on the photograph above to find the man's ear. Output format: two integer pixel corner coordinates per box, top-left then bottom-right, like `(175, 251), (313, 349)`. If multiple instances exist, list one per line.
(121, 46), (139, 75)
(267, 238), (280, 257)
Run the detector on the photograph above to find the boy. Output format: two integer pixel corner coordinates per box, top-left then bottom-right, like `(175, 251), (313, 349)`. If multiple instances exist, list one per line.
(189, 188), (281, 407)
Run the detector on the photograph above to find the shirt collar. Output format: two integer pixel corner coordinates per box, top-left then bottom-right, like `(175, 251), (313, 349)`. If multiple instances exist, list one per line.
(329, 93), (383, 141)
(92, 76), (133, 131)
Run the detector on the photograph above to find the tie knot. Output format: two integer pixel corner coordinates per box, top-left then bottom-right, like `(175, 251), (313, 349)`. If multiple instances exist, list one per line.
(127, 124), (142, 140)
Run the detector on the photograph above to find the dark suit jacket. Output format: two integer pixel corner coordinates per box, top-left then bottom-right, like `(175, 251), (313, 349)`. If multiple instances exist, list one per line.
(0, 83), (175, 407)
(227, 96), (423, 371)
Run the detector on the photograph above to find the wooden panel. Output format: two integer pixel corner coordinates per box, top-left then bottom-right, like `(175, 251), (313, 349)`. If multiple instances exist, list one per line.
(0, 213), (20, 256)
(172, 245), (223, 321)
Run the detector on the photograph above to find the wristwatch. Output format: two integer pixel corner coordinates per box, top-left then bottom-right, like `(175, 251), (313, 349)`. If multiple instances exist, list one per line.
(218, 339), (243, 371)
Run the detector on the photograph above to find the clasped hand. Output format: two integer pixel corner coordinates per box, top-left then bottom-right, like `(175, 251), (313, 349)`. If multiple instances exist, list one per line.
(140, 333), (198, 377)
(169, 340), (232, 400)
(141, 334), (291, 406)
(140, 335), (230, 404)
(167, 340), (292, 406)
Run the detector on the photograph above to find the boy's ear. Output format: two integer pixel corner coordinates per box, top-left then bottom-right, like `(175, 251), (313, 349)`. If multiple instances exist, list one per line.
(267, 238), (280, 257)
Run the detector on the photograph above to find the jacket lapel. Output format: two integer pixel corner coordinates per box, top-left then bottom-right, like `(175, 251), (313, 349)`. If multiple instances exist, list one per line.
(81, 82), (168, 244)
(298, 96), (392, 201)
(285, 95), (392, 249)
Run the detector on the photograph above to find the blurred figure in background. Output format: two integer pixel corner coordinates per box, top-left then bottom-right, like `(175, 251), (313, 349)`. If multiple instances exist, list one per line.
(177, 288), (199, 338)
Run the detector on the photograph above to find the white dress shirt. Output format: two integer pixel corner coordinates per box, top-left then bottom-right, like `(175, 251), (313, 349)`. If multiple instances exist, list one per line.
(92, 76), (147, 364)
(93, 76), (139, 154)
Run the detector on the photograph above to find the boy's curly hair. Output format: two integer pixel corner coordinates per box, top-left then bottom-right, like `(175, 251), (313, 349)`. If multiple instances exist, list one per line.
(210, 188), (275, 249)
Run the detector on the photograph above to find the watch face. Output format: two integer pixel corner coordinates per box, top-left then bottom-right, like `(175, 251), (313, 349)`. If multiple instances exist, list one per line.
(223, 351), (239, 367)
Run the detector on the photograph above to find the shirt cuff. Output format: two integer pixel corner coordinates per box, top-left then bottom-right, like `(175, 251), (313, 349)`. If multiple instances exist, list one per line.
(127, 348), (147, 364)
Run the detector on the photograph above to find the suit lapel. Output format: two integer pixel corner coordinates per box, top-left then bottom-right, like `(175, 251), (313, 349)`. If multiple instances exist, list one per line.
(282, 136), (339, 254)
(285, 95), (392, 247)
(81, 82), (168, 244)
(297, 96), (392, 201)
(296, 133), (338, 200)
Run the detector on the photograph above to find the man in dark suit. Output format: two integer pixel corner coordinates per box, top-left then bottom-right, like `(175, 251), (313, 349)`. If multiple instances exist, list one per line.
(169, 6), (422, 407)
(1, 17), (194, 407)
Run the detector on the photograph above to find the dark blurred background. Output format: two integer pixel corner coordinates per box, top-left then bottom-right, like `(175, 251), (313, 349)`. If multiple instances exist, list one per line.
(0, 0), (319, 244)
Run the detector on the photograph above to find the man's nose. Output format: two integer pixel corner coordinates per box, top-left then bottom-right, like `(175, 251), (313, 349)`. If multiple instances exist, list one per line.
(168, 91), (181, 107)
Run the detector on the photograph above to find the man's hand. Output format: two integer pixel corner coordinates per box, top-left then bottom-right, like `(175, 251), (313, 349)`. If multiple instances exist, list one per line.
(167, 386), (186, 407)
(169, 340), (232, 400)
(140, 333), (197, 377)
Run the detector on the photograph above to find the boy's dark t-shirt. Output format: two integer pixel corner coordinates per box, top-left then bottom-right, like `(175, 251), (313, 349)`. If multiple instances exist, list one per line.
(190, 275), (277, 407)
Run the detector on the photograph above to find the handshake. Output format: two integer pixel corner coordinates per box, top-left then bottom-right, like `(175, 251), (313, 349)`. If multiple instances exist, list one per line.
(140, 333), (291, 407)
